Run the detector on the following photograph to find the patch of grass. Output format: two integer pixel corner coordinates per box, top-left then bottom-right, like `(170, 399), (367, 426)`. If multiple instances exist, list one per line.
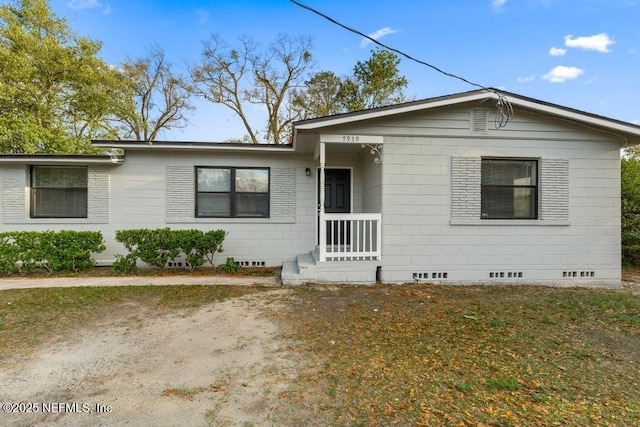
(487, 318), (507, 327)
(163, 384), (227, 400)
(275, 284), (640, 426)
(454, 381), (473, 393)
(487, 376), (520, 391)
(0, 285), (266, 361)
(0, 265), (281, 278)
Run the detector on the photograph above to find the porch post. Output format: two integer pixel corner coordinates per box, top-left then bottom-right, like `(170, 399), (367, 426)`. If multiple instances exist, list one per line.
(318, 142), (326, 262)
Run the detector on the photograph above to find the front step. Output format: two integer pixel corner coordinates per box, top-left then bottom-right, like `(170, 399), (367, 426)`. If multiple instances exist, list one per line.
(281, 250), (380, 285)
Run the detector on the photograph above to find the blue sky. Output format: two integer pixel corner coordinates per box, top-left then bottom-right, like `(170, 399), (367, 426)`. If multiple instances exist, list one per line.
(49, 0), (640, 141)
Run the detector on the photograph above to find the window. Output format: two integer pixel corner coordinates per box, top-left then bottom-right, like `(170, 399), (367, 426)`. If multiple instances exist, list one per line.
(196, 167), (269, 218)
(31, 166), (88, 218)
(481, 159), (537, 219)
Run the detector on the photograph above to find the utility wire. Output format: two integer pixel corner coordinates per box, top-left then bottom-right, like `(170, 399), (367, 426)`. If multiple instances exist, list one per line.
(290, 0), (513, 128)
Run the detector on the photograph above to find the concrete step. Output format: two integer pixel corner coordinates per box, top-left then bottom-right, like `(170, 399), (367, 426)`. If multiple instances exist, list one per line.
(281, 260), (299, 276)
(282, 249), (380, 285)
(281, 258), (315, 286)
(296, 253), (316, 271)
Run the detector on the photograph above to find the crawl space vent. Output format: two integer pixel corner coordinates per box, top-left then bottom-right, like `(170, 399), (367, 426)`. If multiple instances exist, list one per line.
(238, 260), (266, 267)
(489, 271), (523, 279)
(413, 272), (448, 280)
(563, 271), (595, 278)
(471, 109), (488, 133)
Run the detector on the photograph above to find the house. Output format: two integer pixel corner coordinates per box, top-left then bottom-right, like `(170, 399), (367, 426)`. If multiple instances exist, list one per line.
(1, 88), (639, 285)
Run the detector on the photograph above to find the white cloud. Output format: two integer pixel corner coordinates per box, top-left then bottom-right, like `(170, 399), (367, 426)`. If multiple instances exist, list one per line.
(67, 0), (101, 10)
(492, 0), (508, 9)
(549, 47), (566, 56)
(542, 65), (584, 83)
(360, 27), (400, 47)
(564, 33), (614, 52)
(517, 75), (536, 83)
(196, 9), (209, 26)
(68, 0), (111, 14)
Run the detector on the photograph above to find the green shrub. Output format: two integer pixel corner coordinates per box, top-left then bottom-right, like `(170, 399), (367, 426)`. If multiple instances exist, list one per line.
(176, 229), (218, 272)
(111, 254), (137, 275)
(0, 230), (105, 275)
(217, 257), (241, 274)
(0, 233), (19, 274)
(201, 230), (227, 267)
(622, 156), (640, 266)
(113, 228), (227, 274)
(45, 230), (104, 273)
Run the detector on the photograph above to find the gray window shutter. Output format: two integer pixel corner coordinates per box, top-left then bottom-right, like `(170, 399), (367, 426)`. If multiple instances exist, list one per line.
(451, 157), (481, 219)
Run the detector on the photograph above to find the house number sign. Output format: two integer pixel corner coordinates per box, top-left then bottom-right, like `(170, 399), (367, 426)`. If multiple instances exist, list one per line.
(319, 134), (384, 145)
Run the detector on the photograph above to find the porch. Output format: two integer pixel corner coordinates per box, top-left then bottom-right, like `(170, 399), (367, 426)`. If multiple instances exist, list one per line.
(281, 134), (383, 285)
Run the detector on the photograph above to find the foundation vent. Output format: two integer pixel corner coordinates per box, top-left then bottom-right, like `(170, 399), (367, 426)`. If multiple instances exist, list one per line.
(166, 260), (188, 268)
(413, 272), (448, 280)
(489, 271), (523, 279)
(563, 271), (595, 278)
(238, 260), (266, 267)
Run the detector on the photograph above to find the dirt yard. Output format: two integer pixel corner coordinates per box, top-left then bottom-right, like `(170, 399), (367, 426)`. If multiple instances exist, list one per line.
(0, 290), (298, 426)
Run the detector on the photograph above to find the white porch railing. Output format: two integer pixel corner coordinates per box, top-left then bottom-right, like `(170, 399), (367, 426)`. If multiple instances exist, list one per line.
(320, 213), (382, 261)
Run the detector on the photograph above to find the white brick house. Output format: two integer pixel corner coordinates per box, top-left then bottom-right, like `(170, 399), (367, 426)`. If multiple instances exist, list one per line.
(1, 89), (639, 285)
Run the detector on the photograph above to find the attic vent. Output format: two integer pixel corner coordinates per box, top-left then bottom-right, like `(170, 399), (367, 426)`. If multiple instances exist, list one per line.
(471, 109), (488, 133)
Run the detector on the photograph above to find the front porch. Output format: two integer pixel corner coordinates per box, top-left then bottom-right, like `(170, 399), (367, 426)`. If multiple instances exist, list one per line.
(282, 134), (383, 285)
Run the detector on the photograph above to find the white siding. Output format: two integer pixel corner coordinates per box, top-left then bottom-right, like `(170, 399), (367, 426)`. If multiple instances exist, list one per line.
(100, 151), (315, 266)
(361, 153), (382, 213)
(315, 105), (622, 285)
(0, 99), (626, 285)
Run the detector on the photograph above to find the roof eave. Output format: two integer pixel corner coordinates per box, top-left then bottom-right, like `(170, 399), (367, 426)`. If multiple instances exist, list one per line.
(92, 141), (295, 152)
(508, 96), (640, 140)
(0, 155), (125, 166)
(293, 91), (490, 130)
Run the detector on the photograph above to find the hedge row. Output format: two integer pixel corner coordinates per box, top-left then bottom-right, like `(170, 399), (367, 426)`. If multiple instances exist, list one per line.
(113, 228), (227, 274)
(0, 230), (105, 275)
(622, 227), (640, 266)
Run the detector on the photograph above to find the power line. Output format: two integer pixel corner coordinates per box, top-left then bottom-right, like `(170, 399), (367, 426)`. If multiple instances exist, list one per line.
(289, 0), (513, 128)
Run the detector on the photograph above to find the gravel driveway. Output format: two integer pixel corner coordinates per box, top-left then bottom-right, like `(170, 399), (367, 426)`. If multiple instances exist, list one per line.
(0, 289), (297, 426)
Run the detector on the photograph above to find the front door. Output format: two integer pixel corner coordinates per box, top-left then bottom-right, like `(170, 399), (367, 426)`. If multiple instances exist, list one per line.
(323, 169), (351, 214)
(319, 169), (351, 245)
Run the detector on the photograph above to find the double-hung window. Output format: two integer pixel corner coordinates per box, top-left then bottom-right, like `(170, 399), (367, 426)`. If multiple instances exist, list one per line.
(31, 166), (88, 218)
(481, 159), (537, 219)
(196, 167), (270, 218)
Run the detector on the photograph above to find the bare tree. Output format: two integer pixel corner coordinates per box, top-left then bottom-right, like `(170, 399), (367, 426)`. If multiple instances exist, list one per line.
(191, 34), (313, 144)
(117, 49), (194, 141)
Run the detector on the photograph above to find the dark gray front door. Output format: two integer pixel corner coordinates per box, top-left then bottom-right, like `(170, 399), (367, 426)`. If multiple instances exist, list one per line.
(323, 169), (351, 213)
(319, 169), (351, 245)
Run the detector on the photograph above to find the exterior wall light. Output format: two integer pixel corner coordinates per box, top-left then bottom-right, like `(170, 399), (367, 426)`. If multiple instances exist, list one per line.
(305, 167), (311, 176)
